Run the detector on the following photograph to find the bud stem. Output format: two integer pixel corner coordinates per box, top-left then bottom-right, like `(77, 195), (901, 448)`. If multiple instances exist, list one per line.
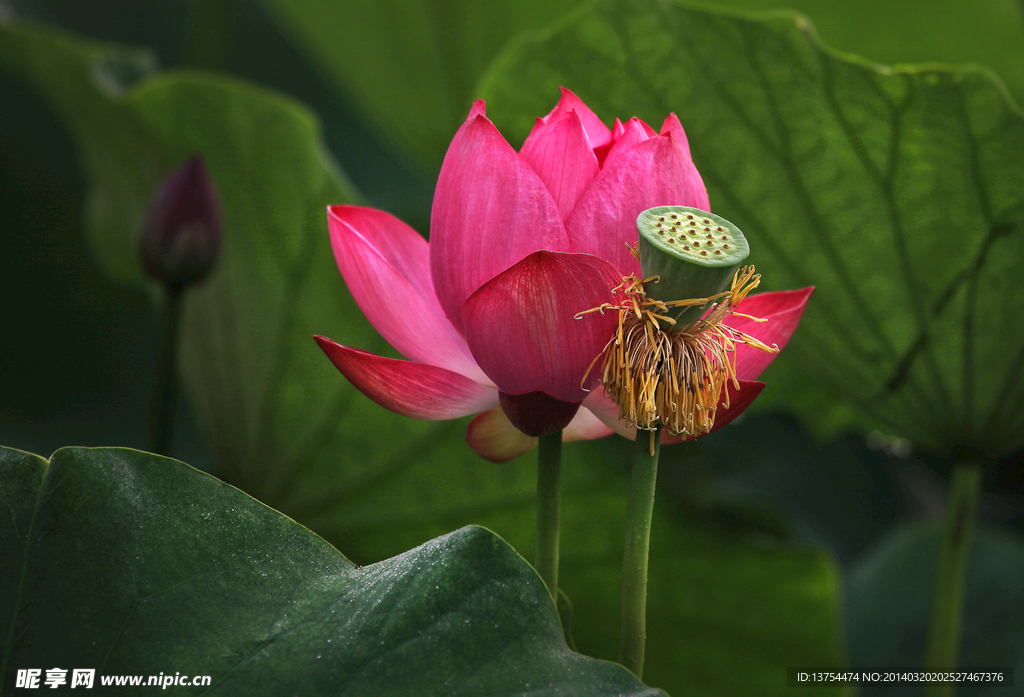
(924, 461), (982, 697)
(619, 428), (661, 679)
(536, 431), (562, 605)
(149, 286), (183, 456)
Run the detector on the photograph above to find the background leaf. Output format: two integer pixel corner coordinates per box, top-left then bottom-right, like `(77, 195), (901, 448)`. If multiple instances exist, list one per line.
(0, 21), (843, 696)
(480, 0), (1024, 457)
(0, 23), (164, 283)
(691, 0), (1024, 108)
(255, 0), (589, 168)
(846, 522), (1024, 696)
(252, 0), (1024, 172)
(0, 445), (662, 696)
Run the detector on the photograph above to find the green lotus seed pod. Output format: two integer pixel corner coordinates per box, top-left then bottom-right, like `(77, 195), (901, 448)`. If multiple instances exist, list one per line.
(636, 206), (750, 330)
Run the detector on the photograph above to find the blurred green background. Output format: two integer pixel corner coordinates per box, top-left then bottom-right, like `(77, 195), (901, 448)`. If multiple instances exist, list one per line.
(2, 0), (1024, 694)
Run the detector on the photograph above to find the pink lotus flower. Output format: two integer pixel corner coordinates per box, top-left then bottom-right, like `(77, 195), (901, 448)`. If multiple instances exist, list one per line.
(315, 89), (811, 462)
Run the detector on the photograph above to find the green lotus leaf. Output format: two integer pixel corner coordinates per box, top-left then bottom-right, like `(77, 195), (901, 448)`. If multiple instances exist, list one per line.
(0, 445), (660, 696)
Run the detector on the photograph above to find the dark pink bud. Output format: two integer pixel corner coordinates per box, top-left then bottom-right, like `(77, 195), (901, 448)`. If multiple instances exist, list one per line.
(139, 155), (221, 289)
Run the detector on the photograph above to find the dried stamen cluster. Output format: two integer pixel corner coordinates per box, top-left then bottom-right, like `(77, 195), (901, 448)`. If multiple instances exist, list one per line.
(578, 264), (778, 438)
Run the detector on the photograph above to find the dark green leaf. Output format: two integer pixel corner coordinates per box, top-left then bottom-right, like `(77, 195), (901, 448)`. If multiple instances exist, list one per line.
(479, 0), (1024, 457)
(0, 445), (660, 696)
(0, 446), (48, 665)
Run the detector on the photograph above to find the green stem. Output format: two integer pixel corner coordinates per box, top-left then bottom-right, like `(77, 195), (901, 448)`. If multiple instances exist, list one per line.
(536, 431), (563, 603)
(619, 428), (661, 679)
(924, 461), (982, 697)
(149, 286), (183, 455)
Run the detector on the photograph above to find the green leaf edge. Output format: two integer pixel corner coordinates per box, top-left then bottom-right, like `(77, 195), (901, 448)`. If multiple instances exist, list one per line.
(477, 0), (1024, 121)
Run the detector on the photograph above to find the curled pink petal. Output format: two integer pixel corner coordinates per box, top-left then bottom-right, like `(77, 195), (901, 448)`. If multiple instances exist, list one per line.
(542, 87), (613, 150)
(567, 131), (710, 277)
(520, 110), (600, 221)
(327, 206), (490, 384)
(431, 114), (568, 334)
(315, 336), (498, 420)
(462, 251), (621, 403)
(729, 287), (814, 381)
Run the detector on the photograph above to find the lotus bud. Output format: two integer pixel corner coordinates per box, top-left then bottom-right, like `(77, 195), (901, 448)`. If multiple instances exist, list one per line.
(139, 155), (221, 291)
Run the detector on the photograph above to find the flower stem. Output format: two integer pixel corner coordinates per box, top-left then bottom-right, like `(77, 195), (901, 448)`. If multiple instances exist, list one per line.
(536, 431), (562, 603)
(149, 286), (183, 456)
(924, 461), (981, 697)
(619, 428), (661, 679)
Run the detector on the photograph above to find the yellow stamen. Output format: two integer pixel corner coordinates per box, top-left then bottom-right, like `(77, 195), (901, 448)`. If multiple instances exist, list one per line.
(579, 265), (779, 438)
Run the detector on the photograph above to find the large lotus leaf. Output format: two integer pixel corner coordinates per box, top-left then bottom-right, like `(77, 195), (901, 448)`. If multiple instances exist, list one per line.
(0, 21), (842, 696)
(255, 0), (587, 168)
(0, 445), (662, 695)
(479, 0), (1024, 457)
(693, 0), (1024, 106)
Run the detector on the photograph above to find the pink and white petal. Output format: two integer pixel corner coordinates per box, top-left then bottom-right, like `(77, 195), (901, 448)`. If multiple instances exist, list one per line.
(542, 87), (613, 150)
(567, 132), (711, 277)
(563, 406), (614, 442)
(430, 114), (569, 334)
(520, 110), (600, 221)
(315, 336), (498, 420)
(328, 206), (490, 384)
(466, 408), (537, 463)
(659, 113), (693, 159)
(581, 391), (633, 439)
(728, 287), (814, 381)
(462, 251), (621, 404)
